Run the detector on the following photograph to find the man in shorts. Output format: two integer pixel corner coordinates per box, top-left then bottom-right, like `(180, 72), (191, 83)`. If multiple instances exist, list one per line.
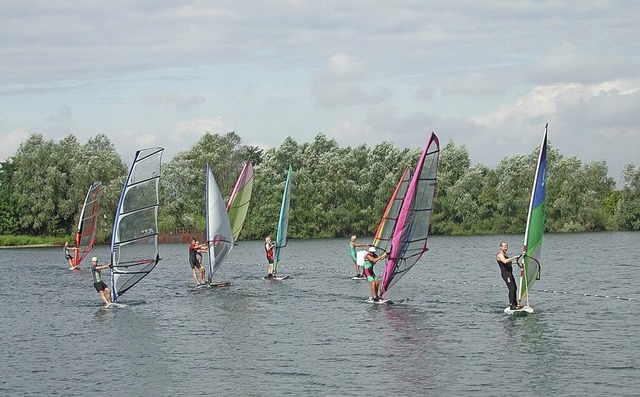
(90, 257), (112, 305)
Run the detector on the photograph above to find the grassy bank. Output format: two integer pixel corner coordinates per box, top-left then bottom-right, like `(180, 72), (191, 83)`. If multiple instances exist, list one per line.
(0, 235), (70, 247)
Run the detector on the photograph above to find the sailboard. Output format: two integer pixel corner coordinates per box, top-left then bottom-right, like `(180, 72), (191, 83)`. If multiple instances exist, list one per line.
(72, 181), (103, 269)
(379, 133), (440, 299)
(204, 163), (234, 287)
(226, 161), (254, 243)
(506, 124), (548, 314)
(109, 147), (163, 303)
(273, 165), (293, 278)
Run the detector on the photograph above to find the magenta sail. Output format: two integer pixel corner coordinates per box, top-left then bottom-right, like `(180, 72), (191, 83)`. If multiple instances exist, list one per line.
(381, 133), (440, 297)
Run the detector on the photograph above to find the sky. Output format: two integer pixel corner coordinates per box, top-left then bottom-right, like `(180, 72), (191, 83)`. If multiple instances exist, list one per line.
(1, 1), (639, 182)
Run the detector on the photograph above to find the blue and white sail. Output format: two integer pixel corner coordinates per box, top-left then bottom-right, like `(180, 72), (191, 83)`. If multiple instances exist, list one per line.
(110, 147), (163, 302)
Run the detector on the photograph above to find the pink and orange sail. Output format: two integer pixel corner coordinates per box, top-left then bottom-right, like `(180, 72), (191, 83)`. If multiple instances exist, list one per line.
(380, 133), (440, 297)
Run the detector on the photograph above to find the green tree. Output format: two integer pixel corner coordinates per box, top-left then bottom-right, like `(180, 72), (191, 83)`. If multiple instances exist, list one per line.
(615, 163), (640, 230)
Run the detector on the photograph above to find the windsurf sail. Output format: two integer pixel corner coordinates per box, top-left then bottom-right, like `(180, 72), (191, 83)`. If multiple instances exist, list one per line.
(273, 165), (293, 274)
(518, 124), (548, 304)
(110, 147), (163, 302)
(74, 181), (103, 267)
(205, 163), (234, 283)
(226, 161), (254, 243)
(372, 166), (411, 253)
(381, 133), (439, 297)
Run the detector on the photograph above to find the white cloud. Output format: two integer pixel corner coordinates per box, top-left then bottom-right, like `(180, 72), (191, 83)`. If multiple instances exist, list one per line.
(0, 128), (31, 161)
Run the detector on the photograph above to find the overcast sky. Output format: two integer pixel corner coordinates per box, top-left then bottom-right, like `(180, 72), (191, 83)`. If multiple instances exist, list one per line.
(1, 1), (638, 181)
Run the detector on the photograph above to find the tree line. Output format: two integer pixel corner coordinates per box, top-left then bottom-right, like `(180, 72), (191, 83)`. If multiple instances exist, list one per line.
(1, 131), (639, 243)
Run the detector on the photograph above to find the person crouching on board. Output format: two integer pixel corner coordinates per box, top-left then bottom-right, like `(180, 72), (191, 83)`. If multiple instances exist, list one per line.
(90, 257), (112, 306)
(364, 247), (387, 301)
(349, 235), (368, 277)
(189, 238), (207, 285)
(265, 236), (275, 278)
(496, 241), (523, 310)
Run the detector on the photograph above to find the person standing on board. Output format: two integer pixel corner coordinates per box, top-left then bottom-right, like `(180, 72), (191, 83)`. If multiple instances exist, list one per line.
(364, 246), (387, 301)
(90, 256), (112, 306)
(265, 236), (275, 278)
(349, 235), (368, 277)
(496, 241), (522, 310)
(189, 237), (206, 285)
(63, 241), (78, 269)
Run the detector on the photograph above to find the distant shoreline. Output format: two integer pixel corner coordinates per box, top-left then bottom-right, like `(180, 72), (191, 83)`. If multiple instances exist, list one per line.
(0, 244), (59, 249)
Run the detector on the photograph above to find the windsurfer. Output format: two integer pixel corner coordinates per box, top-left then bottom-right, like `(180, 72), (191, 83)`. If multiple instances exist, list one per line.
(189, 237), (206, 285)
(364, 246), (387, 301)
(265, 236), (275, 278)
(63, 241), (78, 269)
(349, 235), (368, 277)
(90, 256), (112, 306)
(496, 241), (522, 310)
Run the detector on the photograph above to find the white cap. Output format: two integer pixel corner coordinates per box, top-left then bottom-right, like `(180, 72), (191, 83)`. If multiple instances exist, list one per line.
(368, 246), (376, 253)
(91, 257), (98, 262)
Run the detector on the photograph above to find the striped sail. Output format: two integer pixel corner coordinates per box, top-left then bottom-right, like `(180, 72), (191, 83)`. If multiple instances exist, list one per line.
(110, 147), (163, 302)
(206, 163), (233, 282)
(74, 181), (103, 267)
(226, 161), (254, 243)
(381, 133), (439, 296)
(274, 165), (293, 274)
(519, 125), (548, 302)
(372, 166), (411, 253)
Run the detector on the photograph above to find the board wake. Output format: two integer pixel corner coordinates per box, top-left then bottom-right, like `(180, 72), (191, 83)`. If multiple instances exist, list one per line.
(504, 305), (534, 315)
(69, 267), (81, 271)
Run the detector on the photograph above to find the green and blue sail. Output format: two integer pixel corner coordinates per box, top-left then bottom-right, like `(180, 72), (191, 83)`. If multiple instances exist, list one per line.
(519, 125), (548, 302)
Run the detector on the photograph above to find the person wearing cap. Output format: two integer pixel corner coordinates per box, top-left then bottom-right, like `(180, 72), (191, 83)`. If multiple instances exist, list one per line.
(349, 235), (368, 277)
(90, 257), (112, 305)
(363, 247), (387, 301)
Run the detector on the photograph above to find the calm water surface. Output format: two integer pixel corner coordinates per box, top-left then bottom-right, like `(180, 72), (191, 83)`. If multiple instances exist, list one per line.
(1, 232), (638, 396)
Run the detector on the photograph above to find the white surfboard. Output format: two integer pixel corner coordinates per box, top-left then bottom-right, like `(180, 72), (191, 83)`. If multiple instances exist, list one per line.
(504, 305), (534, 315)
(366, 297), (390, 304)
(264, 275), (289, 280)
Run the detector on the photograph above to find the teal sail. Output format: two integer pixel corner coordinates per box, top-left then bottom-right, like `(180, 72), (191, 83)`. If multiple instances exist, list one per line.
(110, 147), (163, 302)
(518, 124), (548, 303)
(273, 165), (292, 274)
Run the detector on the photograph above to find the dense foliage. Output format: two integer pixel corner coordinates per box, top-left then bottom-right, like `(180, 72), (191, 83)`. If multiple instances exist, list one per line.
(0, 131), (638, 244)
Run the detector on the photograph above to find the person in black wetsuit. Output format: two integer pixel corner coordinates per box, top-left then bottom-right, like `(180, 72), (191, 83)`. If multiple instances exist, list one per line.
(496, 241), (522, 310)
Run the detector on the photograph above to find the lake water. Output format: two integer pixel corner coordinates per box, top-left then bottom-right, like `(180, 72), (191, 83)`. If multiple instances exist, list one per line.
(1, 232), (638, 396)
